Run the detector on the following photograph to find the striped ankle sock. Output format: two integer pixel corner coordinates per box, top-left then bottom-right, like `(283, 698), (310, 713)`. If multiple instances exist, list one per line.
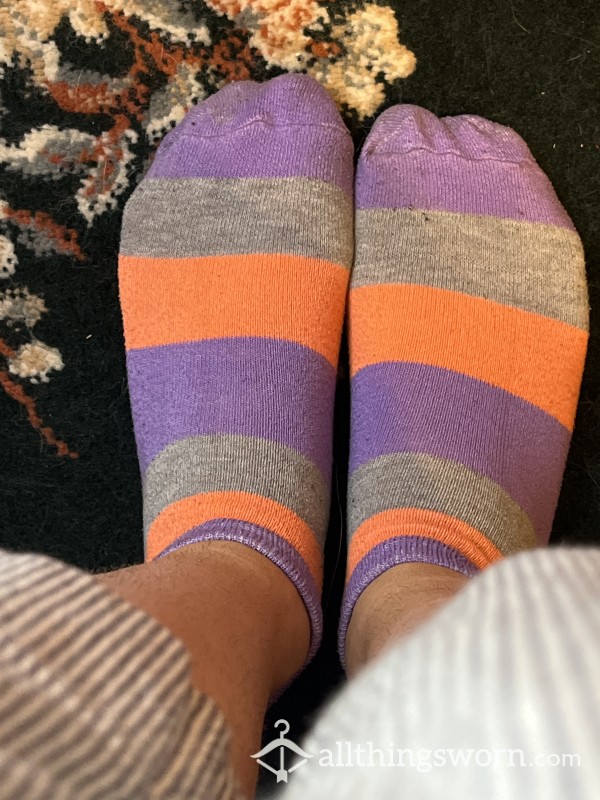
(340, 105), (589, 661)
(118, 74), (354, 657)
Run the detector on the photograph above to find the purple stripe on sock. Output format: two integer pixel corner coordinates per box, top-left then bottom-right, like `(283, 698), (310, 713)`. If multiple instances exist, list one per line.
(356, 153), (575, 229)
(127, 337), (336, 478)
(148, 126), (353, 195)
(350, 362), (570, 538)
(156, 518), (323, 660)
(338, 536), (479, 668)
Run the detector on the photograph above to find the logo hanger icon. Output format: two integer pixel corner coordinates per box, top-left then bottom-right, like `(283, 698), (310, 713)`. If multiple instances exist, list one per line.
(251, 719), (313, 783)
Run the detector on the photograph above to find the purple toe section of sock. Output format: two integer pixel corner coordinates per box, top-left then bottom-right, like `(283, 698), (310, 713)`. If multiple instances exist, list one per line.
(362, 106), (536, 162)
(184, 74), (347, 133)
(156, 518), (323, 659)
(147, 74), (354, 195)
(338, 536), (479, 668)
(357, 105), (575, 229)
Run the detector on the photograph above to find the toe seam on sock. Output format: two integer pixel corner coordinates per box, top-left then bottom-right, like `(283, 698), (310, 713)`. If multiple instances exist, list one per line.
(364, 145), (538, 168)
(166, 119), (352, 142)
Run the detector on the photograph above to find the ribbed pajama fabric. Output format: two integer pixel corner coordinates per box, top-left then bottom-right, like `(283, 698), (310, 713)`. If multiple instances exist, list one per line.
(1, 547), (600, 798)
(0, 549), (240, 800)
(286, 547), (600, 799)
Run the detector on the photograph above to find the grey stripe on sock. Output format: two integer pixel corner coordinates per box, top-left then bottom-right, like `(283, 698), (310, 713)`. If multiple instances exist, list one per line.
(143, 433), (330, 546)
(354, 208), (588, 329)
(348, 452), (536, 553)
(120, 176), (353, 268)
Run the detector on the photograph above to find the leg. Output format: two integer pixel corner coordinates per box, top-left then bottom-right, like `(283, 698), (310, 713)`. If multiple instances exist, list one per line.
(98, 542), (308, 796)
(343, 106), (589, 675)
(345, 562), (469, 672)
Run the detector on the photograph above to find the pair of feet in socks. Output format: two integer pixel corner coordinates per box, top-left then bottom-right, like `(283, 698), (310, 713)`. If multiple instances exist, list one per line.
(118, 74), (588, 669)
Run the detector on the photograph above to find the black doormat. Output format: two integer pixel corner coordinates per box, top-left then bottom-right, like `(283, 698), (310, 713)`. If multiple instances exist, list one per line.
(1, 0), (599, 749)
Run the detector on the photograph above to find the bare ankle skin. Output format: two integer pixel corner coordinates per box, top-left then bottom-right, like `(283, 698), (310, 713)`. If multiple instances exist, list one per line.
(345, 563), (470, 676)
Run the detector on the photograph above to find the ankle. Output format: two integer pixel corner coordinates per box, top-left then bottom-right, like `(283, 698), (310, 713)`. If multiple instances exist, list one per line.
(345, 563), (469, 676)
(186, 541), (311, 691)
(98, 541), (310, 695)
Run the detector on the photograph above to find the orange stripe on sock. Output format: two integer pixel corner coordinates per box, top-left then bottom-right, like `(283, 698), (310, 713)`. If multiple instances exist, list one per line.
(349, 284), (588, 430)
(119, 254), (348, 368)
(347, 508), (504, 577)
(146, 491), (323, 586)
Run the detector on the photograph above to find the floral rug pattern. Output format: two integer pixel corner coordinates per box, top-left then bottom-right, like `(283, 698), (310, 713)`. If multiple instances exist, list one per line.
(0, 0), (416, 457)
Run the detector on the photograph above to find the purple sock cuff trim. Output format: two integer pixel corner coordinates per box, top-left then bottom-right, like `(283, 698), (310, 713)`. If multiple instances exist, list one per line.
(338, 536), (480, 669)
(154, 518), (323, 661)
